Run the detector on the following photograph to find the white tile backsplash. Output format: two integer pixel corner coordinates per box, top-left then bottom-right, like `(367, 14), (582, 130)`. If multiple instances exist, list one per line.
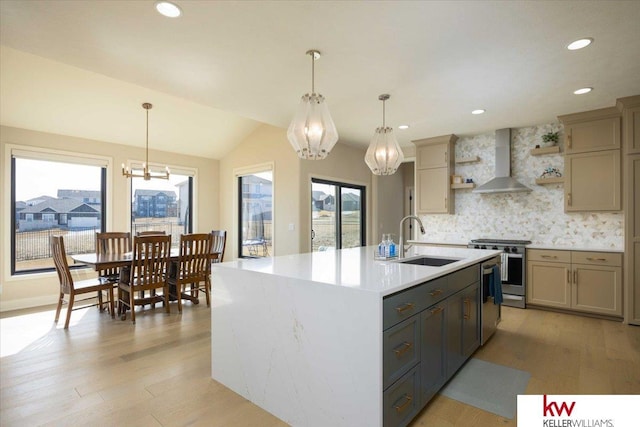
(418, 123), (624, 249)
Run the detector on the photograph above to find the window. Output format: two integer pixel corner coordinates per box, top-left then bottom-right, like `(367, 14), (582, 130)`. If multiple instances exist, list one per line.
(130, 172), (193, 247)
(11, 154), (106, 274)
(238, 170), (273, 258)
(311, 178), (365, 251)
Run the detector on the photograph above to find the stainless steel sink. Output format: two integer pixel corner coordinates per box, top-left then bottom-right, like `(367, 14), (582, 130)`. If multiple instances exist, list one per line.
(398, 256), (459, 267)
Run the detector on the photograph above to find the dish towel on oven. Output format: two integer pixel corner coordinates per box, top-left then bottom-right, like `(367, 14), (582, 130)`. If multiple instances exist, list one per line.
(500, 253), (509, 281)
(490, 265), (503, 305)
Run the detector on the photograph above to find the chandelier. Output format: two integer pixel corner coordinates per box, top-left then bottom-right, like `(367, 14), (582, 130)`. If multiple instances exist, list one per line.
(287, 50), (339, 160)
(122, 103), (170, 180)
(365, 94), (404, 175)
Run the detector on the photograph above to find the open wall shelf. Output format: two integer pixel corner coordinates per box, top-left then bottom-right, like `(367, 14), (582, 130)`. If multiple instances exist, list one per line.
(531, 146), (560, 156)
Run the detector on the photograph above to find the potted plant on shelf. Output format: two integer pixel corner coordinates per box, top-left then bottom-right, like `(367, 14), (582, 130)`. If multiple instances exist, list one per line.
(541, 131), (559, 147)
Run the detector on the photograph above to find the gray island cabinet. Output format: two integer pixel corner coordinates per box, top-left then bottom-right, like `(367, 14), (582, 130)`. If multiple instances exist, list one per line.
(211, 245), (498, 427)
(383, 265), (480, 427)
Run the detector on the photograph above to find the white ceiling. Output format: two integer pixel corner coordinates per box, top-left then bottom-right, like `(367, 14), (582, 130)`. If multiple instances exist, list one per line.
(1, 0), (639, 160)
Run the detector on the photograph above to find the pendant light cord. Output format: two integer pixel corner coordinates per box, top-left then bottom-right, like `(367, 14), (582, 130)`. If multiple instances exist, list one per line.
(310, 51), (315, 94)
(382, 99), (386, 128)
(145, 106), (149, 168)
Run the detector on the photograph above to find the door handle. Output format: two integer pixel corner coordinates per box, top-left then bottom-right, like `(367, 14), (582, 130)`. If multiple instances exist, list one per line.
(574, 270), (577, 284)
(463, 298), (471, 320)
(567, 269), (571, 284)
(566, 132), (572, 148)
(395, 302), (415, 314)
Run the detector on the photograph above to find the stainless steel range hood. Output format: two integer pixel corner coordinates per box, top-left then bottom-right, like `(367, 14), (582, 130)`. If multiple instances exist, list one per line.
(473, 128), (531, 194)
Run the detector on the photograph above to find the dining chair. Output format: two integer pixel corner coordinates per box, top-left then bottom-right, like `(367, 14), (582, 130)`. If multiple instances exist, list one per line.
(203, 230), (227, 300)
(167, 233), (213, 312)
(117, 235), (171, 323)
(136, 230), (167, 236)
(51, 235), (115, 329)
(211, 230), (227, 263)
(95, 232), (131, 312)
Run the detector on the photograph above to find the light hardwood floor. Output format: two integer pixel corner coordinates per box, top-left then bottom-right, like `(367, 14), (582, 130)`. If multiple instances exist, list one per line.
(1, 303), (638, 427)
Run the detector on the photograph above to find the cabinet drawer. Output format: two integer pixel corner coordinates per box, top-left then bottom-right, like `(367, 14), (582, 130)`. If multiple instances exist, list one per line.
(383, 365), (420, 427)
(383, 316), (420, 389)
(383, 277), (447, 330)
(571, 251), (622, 267)
(527, 249), (571, 263)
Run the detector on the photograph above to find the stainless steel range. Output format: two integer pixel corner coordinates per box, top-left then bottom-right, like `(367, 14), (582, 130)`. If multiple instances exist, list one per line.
(468, 238), (531, 308)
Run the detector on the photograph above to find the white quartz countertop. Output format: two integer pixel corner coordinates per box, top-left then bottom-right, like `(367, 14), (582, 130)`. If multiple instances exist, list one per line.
(213, 245), (500, 297)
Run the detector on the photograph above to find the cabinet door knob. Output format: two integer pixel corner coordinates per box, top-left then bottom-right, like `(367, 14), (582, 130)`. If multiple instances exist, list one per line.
(395, 302), (415, 314)
(393, 394), (413, 413)
(392, 341), (413, 358)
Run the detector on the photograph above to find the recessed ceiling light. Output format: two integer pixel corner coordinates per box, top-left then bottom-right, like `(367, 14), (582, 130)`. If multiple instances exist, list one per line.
(574, 87), (593, 95)
(567, 38), (593, 50)
(156, 1), (182, 18)
(398, 125), (410, 130)
(471, 109), (485, 115)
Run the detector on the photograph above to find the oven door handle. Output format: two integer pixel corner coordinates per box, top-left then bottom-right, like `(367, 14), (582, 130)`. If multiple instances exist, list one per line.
(482, 264), (498, 274)
(506, 253), (523, 259)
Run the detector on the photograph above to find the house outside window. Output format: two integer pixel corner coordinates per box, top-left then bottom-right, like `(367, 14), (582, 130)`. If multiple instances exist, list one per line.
(10, 150), (107, 274)
(129, 169), (194, 246)
(236, 164), (273, 258)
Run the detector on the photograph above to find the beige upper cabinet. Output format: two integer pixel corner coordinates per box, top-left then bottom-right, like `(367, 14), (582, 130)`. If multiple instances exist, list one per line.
(564, 117), (621, 154)
(618, 95), (640, 154)
(564, 150), (621, 211)
(559, 106), (622, 212)
(413, 134), (457, 214)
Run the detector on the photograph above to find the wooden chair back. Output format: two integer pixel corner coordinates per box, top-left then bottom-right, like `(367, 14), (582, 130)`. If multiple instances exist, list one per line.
(176, 233), (213, 283)
(169, 233), (213, 312)
(51, 235), (74, 294)
(96, 232), (131, 281)
(211, 230), (227, 263)
(129, 235), (171, 290)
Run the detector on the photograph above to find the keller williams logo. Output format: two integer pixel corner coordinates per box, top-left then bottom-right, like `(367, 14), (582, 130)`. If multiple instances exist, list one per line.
(543, 394), (576, 417)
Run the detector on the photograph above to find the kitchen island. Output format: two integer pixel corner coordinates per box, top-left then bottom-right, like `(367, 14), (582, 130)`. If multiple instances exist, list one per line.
(211, 245), (500, 427)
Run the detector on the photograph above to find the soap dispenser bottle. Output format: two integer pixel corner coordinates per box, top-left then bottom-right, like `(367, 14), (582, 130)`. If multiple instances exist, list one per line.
(388, 235), (397, 258)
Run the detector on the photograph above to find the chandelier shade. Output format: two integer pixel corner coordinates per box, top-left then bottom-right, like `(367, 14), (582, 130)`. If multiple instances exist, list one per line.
(365, 94), (404, 175)
(287, 50), (338, 160)
(122, 103), (170, 181)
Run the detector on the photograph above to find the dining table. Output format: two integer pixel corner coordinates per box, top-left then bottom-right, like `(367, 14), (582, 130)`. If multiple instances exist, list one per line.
(71, 249), (221, 305)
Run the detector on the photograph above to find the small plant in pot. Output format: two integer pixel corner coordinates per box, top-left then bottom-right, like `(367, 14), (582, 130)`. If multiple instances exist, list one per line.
(541, 131), (559, 147)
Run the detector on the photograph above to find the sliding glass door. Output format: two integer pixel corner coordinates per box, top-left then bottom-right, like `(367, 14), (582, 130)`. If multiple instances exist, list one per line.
(311, 179), (365, 251)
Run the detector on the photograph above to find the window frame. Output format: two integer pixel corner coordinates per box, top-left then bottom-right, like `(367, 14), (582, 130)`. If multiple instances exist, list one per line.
(8, 146), (111, 276)
(234, 162), (275, 259)
(311, 177), (366, 251)
(125, 162), (197, 245)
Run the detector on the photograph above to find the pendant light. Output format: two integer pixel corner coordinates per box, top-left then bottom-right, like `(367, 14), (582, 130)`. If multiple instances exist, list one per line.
(365, 94), (404, 175)
(122, 103), (170, 181)
(287, 50), (339, 160)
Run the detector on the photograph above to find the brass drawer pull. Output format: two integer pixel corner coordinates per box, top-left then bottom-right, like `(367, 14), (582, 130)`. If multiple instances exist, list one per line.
(463, 298), (471, 320)
(395, 303), (415, 314)
(586, 257), (607, 262)
(567, 269), (571, 284)
(393, 394), (413, 413)
(541, 255), (558, 259)
(393, 341), (413, 358)
(574, 270), (577, 284)
(430, 306), (443, 315)
(429, 289), (443, 297)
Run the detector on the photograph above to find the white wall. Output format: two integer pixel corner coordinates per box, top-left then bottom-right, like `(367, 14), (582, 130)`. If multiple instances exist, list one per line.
(416, 123), (624, 248)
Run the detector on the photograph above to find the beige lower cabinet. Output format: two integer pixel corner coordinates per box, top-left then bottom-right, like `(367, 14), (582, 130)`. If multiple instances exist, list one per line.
(527, 249), (623, 317)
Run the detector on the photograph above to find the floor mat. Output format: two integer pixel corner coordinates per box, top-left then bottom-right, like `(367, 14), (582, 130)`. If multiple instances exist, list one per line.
(439, 358), (530, 419)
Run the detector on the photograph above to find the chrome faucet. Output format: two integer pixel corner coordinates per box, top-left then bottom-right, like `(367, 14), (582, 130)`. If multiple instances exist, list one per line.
(399, 215), (426, 258)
